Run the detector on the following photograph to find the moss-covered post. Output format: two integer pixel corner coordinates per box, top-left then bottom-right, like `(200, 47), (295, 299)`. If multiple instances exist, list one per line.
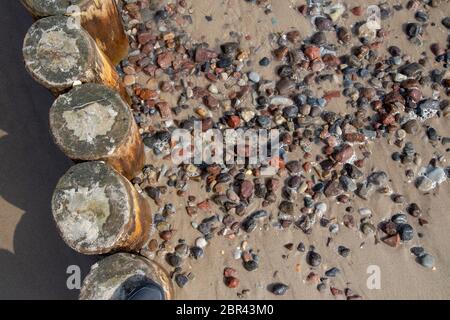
(80, 253), (174, 300)
(51, 161), (152, 255)
(49, 83), (144, 180)
(21, 0), (129, 65)
(23, 15), (128, 100)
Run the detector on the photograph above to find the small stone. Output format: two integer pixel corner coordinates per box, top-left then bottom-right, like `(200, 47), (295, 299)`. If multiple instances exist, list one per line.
(248, 71), (261, 83)
(368, 171), (388, 187)
(351, 6), (363, 16)
(167, 253), (182, 268)
(411, 247), (425, 257)
(208, 84), (218, 94)
(243, 260), (258, 272)
(383, 234), (400, 247)
(402, 119), (420, 134)
(227, 115), (241, 128)
(406, 23), (422, 38)
(416, 176), (434, 192)
(270, 283), (289, 296)
(157, 52), (173, 69)
(123, 74), (136, 86)
(418, 254), (435, 268)
(334, 144), (354, 163)
(398, 224), (414, 241)
(297, 242), (306, 252)
(442, 17), (450, 29)
(304, 46), (321, 60)
(195, 48), (218, 63)
(315, 17), (333, 31)
(190, 246), (204, 259)
(338, 246), (350, 257)
(175, 274), (189, 288)
(325, 267), (340, 277)
(225, 277), (240, 288)
(259, 57), (271, 66)
(286, 160), (301, 174)
(195, 237), (207, 248)
(307, 251), (321, 267)
(240, 180), (254, 199)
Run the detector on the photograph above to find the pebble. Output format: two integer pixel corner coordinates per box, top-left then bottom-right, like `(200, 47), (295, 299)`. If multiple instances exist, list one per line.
(259, 57), (270, 66)
(398, 224), (414, 241)
(418, 254), (435, 268)
(338, 246), (350, 258)
(270, 283), (289, 296)
(243, 260), (258, 272)
(306, 251), (322, 267)
(190, 246), (204, 259)
(270, 96), (294, 106)
(441, 17), (450, 29)
(175, 274), (189, 288)
(416, 176), (434, 192)
(195, 237), (208, 248)
(248, 71), (261, 83)
(325, 267), (340, 277)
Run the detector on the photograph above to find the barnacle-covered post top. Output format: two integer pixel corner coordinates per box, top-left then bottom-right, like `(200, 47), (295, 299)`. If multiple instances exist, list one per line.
(80, 253), (174, 300)
(21, 0), (129, 65)
(49, 83), (144, 179)
(23, 15), (128, 99)
(51, 161), (152, 255)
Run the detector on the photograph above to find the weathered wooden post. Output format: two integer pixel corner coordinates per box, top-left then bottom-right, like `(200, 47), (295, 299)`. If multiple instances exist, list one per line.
(21, 0), (129, 65)
(23, 15), (128, 100)
(80, 253), (174, 300)
(49, 83), (144, 180)
(51, 161), (152, 255)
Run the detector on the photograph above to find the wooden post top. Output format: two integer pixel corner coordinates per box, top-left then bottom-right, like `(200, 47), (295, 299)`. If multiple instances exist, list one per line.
(80, 253), (174, 300)
(21, 0), (89, 17)
(51, 161), (135, 254)
(23, 15), (95, 93)
(49, 83), (134, 161)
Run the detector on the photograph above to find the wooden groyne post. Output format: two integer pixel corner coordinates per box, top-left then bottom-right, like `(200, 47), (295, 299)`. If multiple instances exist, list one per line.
(21, 0), (129, 65)
(80, 253), (174, 300)
(23, 15), (128, 99)
(51, 161), (152, 255)
(49, 83), (144, 180)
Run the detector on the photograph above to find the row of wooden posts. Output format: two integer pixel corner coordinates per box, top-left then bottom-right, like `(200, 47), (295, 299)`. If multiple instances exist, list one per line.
(21, 0), (173, 300)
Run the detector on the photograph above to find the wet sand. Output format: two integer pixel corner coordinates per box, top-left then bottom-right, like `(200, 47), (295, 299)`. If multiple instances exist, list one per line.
(138, 0), (450, 299)
(0, 0), (449, 300)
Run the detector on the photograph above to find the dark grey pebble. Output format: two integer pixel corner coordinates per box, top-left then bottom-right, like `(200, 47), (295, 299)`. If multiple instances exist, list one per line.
(297, 242), (306, 252)
(244, 260), (258, 271)
(259, 57), (270, 66)
(270, 283), (289, 295)
(167, 253), (182, 267)
(398, 224), (414, 241)
(338, 246), (350, 258)
(411, 246), (425, 257)
(307, 251), (322, 267)
(442, 17), (450, 29)
(190, 246), (204, 259)
(406, 23), (422, 38)
(417, 253), (435, 268)
(391, 213), (408, 225)
(175, 274), (189, 288)
(325, 267), (340, 277)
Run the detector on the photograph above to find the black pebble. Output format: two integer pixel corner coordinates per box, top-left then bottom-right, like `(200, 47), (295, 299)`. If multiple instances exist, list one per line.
(270, 283), (289, 295)
(259, 57), (270, 66)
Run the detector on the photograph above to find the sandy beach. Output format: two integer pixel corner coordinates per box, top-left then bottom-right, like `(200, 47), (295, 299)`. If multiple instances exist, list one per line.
(1, 0), (449, 300)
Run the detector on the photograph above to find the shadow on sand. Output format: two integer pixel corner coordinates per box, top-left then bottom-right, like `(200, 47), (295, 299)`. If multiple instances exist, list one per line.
(0, 1), (96, 300)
